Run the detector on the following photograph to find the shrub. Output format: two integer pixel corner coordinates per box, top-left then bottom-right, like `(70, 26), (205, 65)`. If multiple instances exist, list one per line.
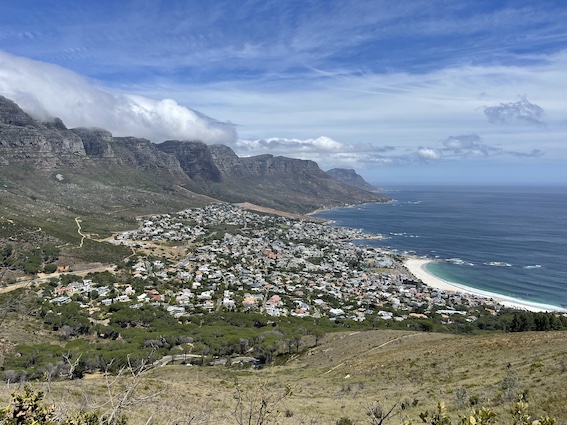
(44, 263), (58, 274)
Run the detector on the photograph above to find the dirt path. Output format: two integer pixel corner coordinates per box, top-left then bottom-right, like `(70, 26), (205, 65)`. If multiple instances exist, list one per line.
(323, 333), (421, 375)
(0, 265), (116, 294)
(75, 217), (86, 248)
(234, 202), (310, 219)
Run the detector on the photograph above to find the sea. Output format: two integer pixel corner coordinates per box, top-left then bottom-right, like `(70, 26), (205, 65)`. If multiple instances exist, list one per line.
(314, 186), (567, 311)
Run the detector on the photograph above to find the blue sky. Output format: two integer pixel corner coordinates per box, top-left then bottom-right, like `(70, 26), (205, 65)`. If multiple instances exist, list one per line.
(1, 0), (566, 185)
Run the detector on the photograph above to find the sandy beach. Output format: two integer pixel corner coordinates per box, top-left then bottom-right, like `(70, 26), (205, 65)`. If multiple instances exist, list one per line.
(403, 257), (565, 313)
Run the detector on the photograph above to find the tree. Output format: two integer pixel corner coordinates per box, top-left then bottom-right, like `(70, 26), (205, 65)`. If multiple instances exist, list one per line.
(44, 263), (58, 274)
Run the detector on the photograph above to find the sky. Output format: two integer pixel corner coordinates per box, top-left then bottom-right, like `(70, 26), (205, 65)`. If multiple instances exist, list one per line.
(1, 0), (566, 186)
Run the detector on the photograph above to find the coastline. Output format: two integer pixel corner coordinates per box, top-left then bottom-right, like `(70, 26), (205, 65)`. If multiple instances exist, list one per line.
(403, 257), (565, 313)
(307, 199), (394, 216)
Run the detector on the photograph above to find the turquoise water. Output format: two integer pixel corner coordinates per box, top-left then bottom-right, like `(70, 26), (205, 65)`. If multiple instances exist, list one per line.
(315, 186), (567, 310)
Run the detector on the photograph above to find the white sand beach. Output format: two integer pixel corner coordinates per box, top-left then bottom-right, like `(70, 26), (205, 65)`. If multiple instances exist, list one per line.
(403, 257), (565, 313)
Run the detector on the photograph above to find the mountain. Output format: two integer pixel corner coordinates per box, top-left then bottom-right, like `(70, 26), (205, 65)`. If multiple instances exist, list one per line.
(0, 95), (388, 264)
(326, 168), (379, 191)
(157, 141), (388, 213)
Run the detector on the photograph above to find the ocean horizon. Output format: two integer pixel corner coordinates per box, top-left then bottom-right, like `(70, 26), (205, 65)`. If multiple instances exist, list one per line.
(315, 185), (567, 311)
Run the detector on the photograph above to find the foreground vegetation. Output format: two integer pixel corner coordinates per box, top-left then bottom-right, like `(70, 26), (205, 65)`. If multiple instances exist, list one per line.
(2, 279), (567, 385)
(0, 328), (565, 424)
(0, 386), (558, 425)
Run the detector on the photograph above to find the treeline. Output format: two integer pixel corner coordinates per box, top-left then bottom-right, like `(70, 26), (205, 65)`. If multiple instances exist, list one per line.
(3, 296), (346, 382)
(366, 308), (567, 336)
(471, 309), (567, 333)
(508, 310), (567, 332)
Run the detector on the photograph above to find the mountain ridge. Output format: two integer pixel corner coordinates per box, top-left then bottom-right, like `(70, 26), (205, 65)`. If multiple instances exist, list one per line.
(0, 95), (388, 266)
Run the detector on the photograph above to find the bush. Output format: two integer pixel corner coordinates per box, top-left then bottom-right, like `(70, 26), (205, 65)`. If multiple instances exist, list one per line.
(44, 263), (58, 274)
(0, 386), (127, 425)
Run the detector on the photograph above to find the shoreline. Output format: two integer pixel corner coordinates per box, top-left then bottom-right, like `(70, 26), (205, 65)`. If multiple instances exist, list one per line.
(403, 257), (565, 313)
(307, 199), (394, 216)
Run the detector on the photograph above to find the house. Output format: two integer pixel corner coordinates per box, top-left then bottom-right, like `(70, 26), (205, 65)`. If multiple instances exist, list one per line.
(202, 300), (215, 311)
(167, 306), (185, 316)
(51, 296), (71, 304)
(55, 286), (74, 296)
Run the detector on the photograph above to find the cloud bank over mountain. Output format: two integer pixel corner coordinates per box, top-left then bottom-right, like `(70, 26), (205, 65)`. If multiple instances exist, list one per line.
(0, 51), (237, 144)
(0, 48), (556, 176)
(1, 1), (567, 184)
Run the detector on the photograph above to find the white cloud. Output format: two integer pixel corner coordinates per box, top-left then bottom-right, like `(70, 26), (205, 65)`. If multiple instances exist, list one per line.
(417, 147), (442, 160)
(236, 136), (394, 155)
(442, 134), (482, 150)
(235, 136), (401, 169)
(440, 134), (501, 158)
(0, 51), (236, 144)
(482, 95), (546, 126)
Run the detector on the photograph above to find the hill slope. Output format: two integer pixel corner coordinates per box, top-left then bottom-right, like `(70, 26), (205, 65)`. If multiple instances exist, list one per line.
(3, 329), (564, 424)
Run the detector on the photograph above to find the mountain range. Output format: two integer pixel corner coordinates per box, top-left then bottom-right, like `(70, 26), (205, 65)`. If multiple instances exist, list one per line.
(0, 95), (387, 265)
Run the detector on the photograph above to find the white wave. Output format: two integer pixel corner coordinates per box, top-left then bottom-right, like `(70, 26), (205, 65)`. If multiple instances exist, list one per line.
(484, 261), (512, 267)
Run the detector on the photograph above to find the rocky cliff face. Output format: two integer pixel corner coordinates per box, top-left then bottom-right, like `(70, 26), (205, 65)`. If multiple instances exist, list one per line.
(156, 140), (222, 182)
(113, 137), (185, 172)
(0, 96), (188, 177)
(326, 168), (378, 191)
(206, 145), (388, 213)
(209, 144), (322, 177)
(0, 96), (86, 166)
(71, 127), (116, 158)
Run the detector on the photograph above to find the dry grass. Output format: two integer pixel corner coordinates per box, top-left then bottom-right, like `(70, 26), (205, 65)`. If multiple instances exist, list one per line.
(1, 330), (566, 424)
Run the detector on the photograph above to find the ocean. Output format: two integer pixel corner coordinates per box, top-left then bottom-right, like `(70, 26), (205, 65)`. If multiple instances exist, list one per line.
(314, 186), (567, 311)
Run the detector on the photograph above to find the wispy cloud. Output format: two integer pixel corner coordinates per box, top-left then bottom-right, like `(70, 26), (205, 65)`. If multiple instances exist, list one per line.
(235, 133), (544, 170)
(236, 136), (395, 155)
(3, 1), (567, 81)
(508, 149), (544, 158)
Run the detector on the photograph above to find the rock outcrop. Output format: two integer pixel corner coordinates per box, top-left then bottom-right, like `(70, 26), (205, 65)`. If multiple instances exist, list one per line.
(156, 140), (222, 182)
(0, 96), (86, 166)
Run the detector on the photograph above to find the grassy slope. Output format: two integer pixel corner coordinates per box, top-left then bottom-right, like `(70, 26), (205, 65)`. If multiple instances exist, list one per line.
(0, 162), (216, 269)
(2, 329), (565, 424)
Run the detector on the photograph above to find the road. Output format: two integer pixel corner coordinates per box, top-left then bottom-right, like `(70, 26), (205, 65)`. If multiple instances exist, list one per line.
(0, 265), (116, 294)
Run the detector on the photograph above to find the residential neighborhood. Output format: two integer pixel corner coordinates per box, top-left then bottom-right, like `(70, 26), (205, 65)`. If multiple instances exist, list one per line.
(44, 204), (504, 324)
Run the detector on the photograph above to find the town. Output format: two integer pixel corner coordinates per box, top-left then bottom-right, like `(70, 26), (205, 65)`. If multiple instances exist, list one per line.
(46, 203), (503, 325)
